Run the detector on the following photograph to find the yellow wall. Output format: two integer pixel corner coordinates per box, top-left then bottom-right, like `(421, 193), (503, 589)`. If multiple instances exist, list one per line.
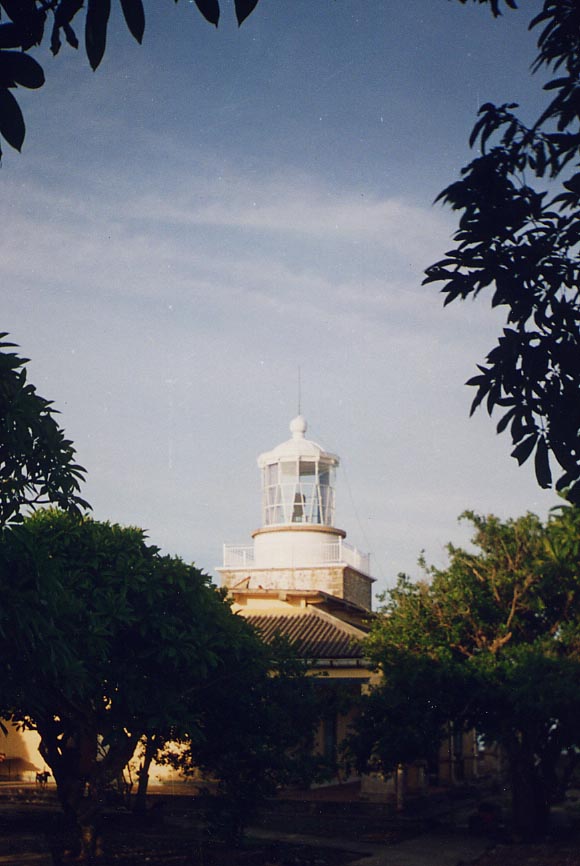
(0, 722), (44, 781)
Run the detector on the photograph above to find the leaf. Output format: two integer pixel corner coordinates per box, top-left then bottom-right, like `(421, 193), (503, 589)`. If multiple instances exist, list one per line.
(54, 0), (84, 27)
(120, 0), (145, 44)
(52, 0), (82, 53)
(0, 87), (24, 150)
(511, 433), (538, 466)
(534, 142), (546, 178)
(235, 0), (259, 26)
(563, 173), (580, 195)
(0, 9), (46, 51)
(50, 22), (62, 55)
(0, 52), (44, 89)
(193, 0), (220, 26)
(496, 406), (516, 434)
(534, 437), (552, 488)
(544, 77), (569, 91)
(63, 23), (79, 49)
(469, 114), (487, 149)
(0, 23), (29, 50)
(85, 0), (111, 71)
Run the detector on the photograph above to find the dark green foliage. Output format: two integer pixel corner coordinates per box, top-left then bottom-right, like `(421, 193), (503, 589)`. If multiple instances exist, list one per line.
(350, 509), (580, 839)
(0, 334), (88, 527)
(2, 509), (265, 859)
(163, 636), (323, 845)
(427, 1), (580, 502)
(0, 523), (75, 722)
(0, 0), (260, 159)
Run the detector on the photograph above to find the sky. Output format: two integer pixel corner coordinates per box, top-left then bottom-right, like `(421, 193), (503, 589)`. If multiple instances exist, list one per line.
(2, 0), (558, 597)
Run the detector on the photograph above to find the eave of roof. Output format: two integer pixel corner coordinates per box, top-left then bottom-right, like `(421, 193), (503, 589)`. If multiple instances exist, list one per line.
(230, 586), (374, 616)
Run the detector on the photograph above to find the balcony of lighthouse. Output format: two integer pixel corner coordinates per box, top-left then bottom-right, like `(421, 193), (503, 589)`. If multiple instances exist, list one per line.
(222, 535), (371, 577)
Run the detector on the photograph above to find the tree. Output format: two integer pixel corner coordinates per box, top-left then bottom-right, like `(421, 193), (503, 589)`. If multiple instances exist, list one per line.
(163, 636), (323, 845)
(349, 509), (580, 839)
(0, 0), (259, 159)
(2, 508), (268, 861)
(426, 1), (580, 502)
(0, 334), (89, 775)
(0, 334), (88, 526)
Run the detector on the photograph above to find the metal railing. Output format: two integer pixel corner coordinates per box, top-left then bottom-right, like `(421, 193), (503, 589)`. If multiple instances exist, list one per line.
(222, 545), (255, 567)
(222, 538), (371, 575)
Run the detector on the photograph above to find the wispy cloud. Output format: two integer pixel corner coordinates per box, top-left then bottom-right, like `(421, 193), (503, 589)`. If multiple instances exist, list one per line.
(124, 175), (451, 253)
(2, 164), (454, 324)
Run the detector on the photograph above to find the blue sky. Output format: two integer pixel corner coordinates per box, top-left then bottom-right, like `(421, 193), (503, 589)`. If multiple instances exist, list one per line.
(2, 0), (556, 595)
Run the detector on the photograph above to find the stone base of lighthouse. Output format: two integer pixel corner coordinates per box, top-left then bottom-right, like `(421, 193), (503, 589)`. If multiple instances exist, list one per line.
(221, 564), (373, 614)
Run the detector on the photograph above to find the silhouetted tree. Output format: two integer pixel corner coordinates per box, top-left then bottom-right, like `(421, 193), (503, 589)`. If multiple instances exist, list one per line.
(427, 1), (580, 502)
(0, 333), (88, 526)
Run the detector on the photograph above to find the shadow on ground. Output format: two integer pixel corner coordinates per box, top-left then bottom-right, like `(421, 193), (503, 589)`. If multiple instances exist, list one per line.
(1, 783), (580, 866)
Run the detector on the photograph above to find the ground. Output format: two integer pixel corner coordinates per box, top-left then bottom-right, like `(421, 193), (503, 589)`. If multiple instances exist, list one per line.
(477, 844), (580, 866)
(474, 838), (580, 866)
(2, 783), (580, 866)
(0, 793), (363, 866)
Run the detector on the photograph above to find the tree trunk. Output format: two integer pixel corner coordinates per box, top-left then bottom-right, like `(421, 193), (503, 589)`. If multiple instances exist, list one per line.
(38, 717), (137, 861)
(75, 788), (103, 862)
(508, 745), (550, 840)
(133, 735), (157, 815)
(40, 729), (103, 861)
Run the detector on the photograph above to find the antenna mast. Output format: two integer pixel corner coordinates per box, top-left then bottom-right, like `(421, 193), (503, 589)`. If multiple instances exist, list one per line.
(298, 366), (302, 416)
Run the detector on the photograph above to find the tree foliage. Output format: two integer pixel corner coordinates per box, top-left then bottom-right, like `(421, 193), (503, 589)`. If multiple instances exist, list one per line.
(426, 1), (580, 502)
(164, 636), (322, 845)
(349, 509), (580, 839)
(0, 0), (258, 159)
(0, 334), (88, 527)
(1, 509), (268, 860)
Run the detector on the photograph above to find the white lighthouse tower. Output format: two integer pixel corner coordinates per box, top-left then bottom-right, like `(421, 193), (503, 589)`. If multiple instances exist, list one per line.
(219, 416), (374, 621)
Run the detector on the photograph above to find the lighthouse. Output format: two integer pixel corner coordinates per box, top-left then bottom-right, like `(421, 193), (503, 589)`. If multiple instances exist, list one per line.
(219, 416), (374, 625)
(218, 415), (377, 783)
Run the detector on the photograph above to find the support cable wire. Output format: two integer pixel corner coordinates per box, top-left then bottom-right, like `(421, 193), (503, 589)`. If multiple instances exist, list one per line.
(308, 423), (386, 581)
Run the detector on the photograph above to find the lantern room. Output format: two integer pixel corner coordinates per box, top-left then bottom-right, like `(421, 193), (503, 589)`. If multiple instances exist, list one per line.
(258, 415), (338, 528)
(220, 414), (373, 605)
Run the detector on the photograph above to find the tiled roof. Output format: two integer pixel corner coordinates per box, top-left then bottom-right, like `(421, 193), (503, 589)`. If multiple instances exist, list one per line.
(244, 609), (366, 660)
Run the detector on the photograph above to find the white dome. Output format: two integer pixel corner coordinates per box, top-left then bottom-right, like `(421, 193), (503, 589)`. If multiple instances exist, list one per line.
(257, 416), (339, 468)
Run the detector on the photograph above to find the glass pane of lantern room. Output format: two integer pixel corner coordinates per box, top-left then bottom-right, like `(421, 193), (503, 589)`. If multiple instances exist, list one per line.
(319, 467), (334, 524)
(281, 460), (298, 480)
(280, 460), (298, 523)
(263, 463), (280, 525)
(298, 460), (318, 523)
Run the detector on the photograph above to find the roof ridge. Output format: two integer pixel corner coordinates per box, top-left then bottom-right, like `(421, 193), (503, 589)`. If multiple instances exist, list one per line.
(302, 604), (368, 638)
(245, 606), (366, 639)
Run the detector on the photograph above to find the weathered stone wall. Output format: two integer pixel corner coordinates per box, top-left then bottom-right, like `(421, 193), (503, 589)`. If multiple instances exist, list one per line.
(221, 566), (346, 597)
(221, 565), (373, 610)
(343, 568), (373, 611)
